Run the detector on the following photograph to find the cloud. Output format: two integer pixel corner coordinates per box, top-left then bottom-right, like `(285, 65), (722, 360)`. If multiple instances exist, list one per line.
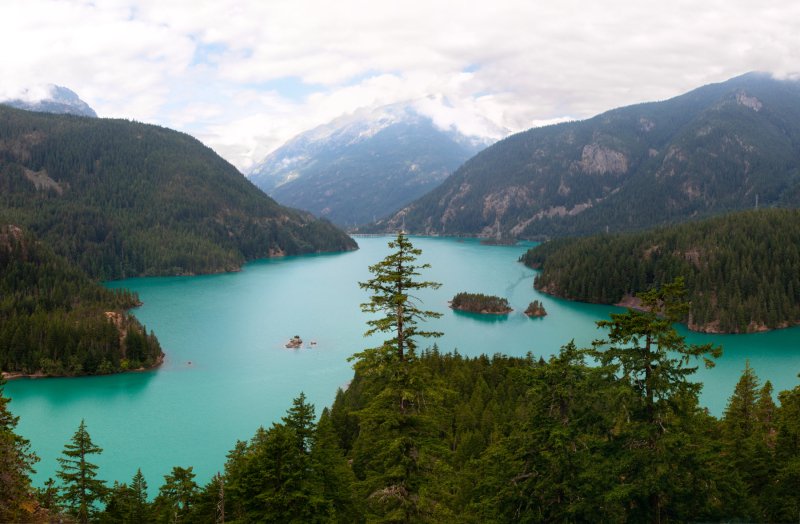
(2, 0), (799, 171)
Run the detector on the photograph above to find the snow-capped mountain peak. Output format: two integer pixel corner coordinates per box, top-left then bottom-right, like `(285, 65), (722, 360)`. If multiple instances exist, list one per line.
(0, 84), (97, 118)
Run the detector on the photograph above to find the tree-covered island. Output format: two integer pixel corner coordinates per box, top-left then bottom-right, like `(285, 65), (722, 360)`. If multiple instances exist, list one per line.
(524, 299), (547, 317)
(450, 292), (512, 314)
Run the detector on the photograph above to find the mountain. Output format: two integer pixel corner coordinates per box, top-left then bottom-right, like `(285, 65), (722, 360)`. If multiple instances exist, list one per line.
(522, 208), (800, 334)
(248, 102), (496, 227)
(368, 73), (800, 238)
(1, 85), (98, 117)
(0, 105), (356, 279)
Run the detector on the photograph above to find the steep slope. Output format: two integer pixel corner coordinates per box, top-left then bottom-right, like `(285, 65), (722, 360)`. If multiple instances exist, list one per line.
(0, 224), (162, 376)
(1, 85), (97, 117)
(249, 103), (494, 227)
(521, 209), (800, 333)
(0, 106), (356, 279)
(371, 73), (800, 238)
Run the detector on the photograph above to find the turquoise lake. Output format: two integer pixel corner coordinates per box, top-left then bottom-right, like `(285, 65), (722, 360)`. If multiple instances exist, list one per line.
(5, 236), (800, 490)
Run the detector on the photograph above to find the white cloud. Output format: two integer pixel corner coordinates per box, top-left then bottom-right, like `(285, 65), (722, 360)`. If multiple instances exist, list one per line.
(2, 0), (799, 171)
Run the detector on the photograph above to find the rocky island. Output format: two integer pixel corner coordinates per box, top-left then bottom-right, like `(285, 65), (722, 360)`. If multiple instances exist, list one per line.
(524, 300), (547, 318)
(450, 292), (512, 315)
(285, 336), (303, 349)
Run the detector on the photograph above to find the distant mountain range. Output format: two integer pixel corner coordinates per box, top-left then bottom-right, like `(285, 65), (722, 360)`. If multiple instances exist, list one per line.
(367, 72), (800, 238)
(1, 85), (97, 117)
(248, 102), (499, 227)
(0, 105), (356, 280)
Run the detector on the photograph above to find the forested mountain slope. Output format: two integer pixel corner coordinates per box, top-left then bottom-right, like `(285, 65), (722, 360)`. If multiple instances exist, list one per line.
(0, 105), (356, 279)
(370, 72), (800, 237)
(249, 103), (491, 227)
(522, 208), (800, 333)
(0, 225), (162, 376)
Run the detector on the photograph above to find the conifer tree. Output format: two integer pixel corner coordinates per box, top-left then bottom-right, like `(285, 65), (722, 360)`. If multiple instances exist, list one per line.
(57, 419), (107, 523)
(351, 232), (445, 522)
(592, 278), (721, 523)
(355, 232), (442, 366)
(282, 392), (316, 453)
(757, 380), (777, 448)
(153, 466), (198, 523)
(128, 469), (150, 523)
(0, 378), (38, 522)
(37, 477), (59, 515)
(723, 360), (760, 440)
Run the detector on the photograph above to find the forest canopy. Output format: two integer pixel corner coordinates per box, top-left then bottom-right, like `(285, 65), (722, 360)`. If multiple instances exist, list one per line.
(522, 208), (800, 333)
(0, 225), (162, 376)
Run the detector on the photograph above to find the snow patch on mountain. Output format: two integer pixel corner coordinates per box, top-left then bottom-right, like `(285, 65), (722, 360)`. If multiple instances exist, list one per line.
(0, 85), (97, 118)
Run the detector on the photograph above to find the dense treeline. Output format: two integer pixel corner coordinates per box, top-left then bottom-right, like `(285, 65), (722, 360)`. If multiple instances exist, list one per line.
(0, 225), (162, 376)
(522, 208), (800, 333)
(450, 292), (512, 314)
(0, 105), (356, 280)
(7, 346), (800, 522)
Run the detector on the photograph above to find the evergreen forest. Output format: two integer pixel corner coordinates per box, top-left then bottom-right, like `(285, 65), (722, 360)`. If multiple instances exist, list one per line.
(0, 225), (162, 376)
(450, 292), (512, 314)
(522, 208), (800, 333)
(0, 105), (356, 280)
(2, 234), (799, 523)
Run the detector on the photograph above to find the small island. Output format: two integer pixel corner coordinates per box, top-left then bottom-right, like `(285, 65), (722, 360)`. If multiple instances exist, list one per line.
(524, 300), (547, 318)
(285, 336), (303, 349)
(450, 292), (512, 315)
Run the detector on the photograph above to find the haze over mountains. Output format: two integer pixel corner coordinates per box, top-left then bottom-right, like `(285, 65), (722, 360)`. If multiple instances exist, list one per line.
(368, 72), (800, 238)
(0, 85), (98, 118)
(248, 101), (500, 227)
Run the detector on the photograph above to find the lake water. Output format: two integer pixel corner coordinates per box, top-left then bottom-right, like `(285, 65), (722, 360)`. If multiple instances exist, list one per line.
(5, 236), (800, 491)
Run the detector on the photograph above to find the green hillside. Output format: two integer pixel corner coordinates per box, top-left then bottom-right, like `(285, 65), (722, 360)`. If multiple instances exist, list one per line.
(522, 208), (800, 333)
(0, 225), (162, 376)
(0, 105), (356, 279)
(370, 73), (800, 238)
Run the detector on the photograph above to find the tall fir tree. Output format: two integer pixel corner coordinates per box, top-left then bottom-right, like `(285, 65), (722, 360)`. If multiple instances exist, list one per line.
(152, 466), (199, 523)
(355, 232), (442, 366)
(57, 419), (107, 523)
(351, 232), (446, 522)
(592, 278), (721, 523)
(723, 360), (760, 440)
(128, 469), (150, 523)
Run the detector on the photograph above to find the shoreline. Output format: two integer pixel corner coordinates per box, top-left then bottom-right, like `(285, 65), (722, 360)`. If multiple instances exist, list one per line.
(450, 305), (513, 315)
(1, 353), (165, 381)
(535, 284), (794, 335)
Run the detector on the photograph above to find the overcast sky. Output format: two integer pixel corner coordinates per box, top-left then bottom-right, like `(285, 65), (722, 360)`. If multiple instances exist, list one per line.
(2, 0), (798, 172)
